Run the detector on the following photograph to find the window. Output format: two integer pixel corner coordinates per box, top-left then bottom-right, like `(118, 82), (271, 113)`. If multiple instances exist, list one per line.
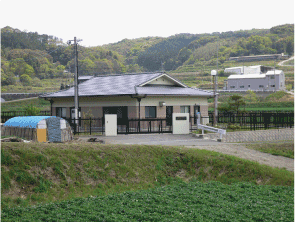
(145, 106), (156, 118)
(230, 86), (235, 89)
(240, 86), (244, 88)
(259, 85), (264, 88)
(248, 85), (250, 87)
(180, 106), (190, 113)
(271, 85), (275, 87)
(271, 75), (275, 79)
(56, 107), (66, 118)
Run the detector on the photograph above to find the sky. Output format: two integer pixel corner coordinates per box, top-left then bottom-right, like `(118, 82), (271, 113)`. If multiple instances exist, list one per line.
(0, 0), (295, 47)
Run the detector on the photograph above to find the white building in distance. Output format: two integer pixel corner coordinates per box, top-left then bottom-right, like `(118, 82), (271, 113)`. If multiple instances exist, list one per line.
(223, 66), (285, 91)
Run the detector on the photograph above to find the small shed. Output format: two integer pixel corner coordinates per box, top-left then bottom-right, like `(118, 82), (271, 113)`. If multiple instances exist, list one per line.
(2, 116), (73, 142)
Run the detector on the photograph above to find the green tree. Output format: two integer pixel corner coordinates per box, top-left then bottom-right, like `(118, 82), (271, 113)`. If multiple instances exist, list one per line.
(25, 104), (41, 116)
(244, 90), (258, 103)
(20, 74), (32, 86)
(218, 95), (246, 113)
(286, 36), (294, 55)
(229, 95), (246, 112)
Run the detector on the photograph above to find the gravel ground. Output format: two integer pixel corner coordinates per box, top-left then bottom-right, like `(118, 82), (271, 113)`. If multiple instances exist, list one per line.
(185, 144), (294, 172)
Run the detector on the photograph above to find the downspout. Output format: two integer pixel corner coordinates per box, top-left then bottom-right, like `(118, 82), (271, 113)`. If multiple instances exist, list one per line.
(131, 86), (147, 132)
(49, 99), (54, 116)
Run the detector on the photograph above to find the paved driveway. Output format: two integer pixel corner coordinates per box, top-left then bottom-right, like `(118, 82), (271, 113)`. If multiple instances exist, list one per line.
(79, 134), (222, 146)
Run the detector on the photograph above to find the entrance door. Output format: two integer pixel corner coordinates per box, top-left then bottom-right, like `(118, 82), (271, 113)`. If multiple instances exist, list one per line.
(103, 107), (128, 125)
(166, 106), (173, 126)
(194, 105), (200, 124)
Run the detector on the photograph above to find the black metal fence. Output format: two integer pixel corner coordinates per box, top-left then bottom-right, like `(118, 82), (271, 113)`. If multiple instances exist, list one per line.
(1, 111), (294, 134)
(207, 111), (294, 130)
(65, 117), (173, 135)
(1, 111), (51, 123)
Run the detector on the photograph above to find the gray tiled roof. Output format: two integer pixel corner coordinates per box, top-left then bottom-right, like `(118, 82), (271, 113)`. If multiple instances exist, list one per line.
(136, 86), (213, 96)
(41, 72), (214, 98)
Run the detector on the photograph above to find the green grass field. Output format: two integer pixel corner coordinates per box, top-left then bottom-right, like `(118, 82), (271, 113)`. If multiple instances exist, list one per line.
(1, 142), (294, 221)
(245, 142), (294, 159)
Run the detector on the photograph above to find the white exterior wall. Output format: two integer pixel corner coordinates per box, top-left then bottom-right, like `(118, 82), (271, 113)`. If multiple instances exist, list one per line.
(52, 96), (209, 120)
(138, 96), (208, 107)
(52, 96), (137, 108)
(52, 96), (208, 108)
(244, 66), (261, 74)
(146, 77), (176, 86)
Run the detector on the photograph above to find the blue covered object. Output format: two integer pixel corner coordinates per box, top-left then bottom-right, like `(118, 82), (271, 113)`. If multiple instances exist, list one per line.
(3, 116), (56, 128)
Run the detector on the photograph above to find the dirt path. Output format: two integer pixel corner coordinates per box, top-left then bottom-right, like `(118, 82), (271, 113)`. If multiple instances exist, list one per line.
(278, 56), (294, 66)
(185, 144), (294, 172)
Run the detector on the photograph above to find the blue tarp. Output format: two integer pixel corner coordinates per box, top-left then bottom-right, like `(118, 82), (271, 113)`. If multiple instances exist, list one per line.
(3, 116), (56, 128)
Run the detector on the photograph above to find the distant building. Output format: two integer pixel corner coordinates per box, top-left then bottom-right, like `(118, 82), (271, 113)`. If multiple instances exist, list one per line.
(78, 75), (94, 84)
(224, 65), (273, 75)
(228, 53), (288, 62)
(223, 68), (285, 91)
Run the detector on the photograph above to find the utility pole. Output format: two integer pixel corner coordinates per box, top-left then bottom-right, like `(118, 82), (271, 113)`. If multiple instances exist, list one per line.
(68, 37), (82, 132)
(211, 70), (217, 126)
(212, 39), (219, 126)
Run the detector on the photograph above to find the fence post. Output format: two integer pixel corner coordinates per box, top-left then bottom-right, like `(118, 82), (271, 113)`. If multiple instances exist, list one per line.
(90, 117), (92, 135)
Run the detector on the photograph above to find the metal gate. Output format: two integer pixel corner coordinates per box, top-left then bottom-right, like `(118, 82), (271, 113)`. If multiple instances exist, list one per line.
(117, 118), (172, 134)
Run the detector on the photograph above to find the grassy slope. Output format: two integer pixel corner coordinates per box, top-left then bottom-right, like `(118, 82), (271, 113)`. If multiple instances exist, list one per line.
(245, 142), (294, 159)
(1, 143), (294, 210)
(1, 97), (51, 112)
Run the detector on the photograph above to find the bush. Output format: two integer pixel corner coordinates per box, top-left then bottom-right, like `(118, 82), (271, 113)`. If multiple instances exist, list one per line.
(20, 74), (32, 86)
(32, 78), (43, 87)
(265, 91), (288, 102)
(25, 104), (41, 116)
(227, 123), (241, 131)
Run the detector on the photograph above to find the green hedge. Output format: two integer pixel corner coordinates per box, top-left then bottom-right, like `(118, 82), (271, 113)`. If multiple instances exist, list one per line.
(245, 101), (294, 108)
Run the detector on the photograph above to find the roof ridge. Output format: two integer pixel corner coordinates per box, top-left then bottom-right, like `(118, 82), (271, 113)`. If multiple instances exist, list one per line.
(189, 86), (214, 94)
(95, 71), (164, 77)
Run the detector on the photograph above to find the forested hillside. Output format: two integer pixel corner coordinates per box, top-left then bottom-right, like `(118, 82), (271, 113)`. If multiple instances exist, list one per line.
(1, 24), (294, 91)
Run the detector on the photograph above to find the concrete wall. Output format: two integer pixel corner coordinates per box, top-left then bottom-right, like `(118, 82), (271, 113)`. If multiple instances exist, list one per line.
(203, 128), (294, 143)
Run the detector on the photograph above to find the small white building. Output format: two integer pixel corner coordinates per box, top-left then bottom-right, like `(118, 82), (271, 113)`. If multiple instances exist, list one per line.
(224, 65), (274, 75)
(224, 69), (285, 91)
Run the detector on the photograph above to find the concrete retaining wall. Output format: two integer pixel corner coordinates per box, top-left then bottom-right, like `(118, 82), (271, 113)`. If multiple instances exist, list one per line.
(202, 128), (294, 142)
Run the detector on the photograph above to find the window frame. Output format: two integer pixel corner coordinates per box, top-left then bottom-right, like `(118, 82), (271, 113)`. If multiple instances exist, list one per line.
(56, 107), (67, 118)
(180, 106), (190, 114)
(145, 106), (157, 118)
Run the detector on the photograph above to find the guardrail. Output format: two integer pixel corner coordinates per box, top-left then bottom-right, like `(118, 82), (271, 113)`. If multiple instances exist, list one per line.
(197, 124), (226, 142)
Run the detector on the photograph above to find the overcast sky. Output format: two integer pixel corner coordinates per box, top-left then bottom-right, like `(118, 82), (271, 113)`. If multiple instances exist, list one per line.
(0, 0), (295, 47)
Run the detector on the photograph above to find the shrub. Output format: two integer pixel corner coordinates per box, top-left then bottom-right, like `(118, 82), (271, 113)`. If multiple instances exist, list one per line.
(265, 91), (288, 102)
(25, 104), (41, 116)
(20, 74), (32, 86)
